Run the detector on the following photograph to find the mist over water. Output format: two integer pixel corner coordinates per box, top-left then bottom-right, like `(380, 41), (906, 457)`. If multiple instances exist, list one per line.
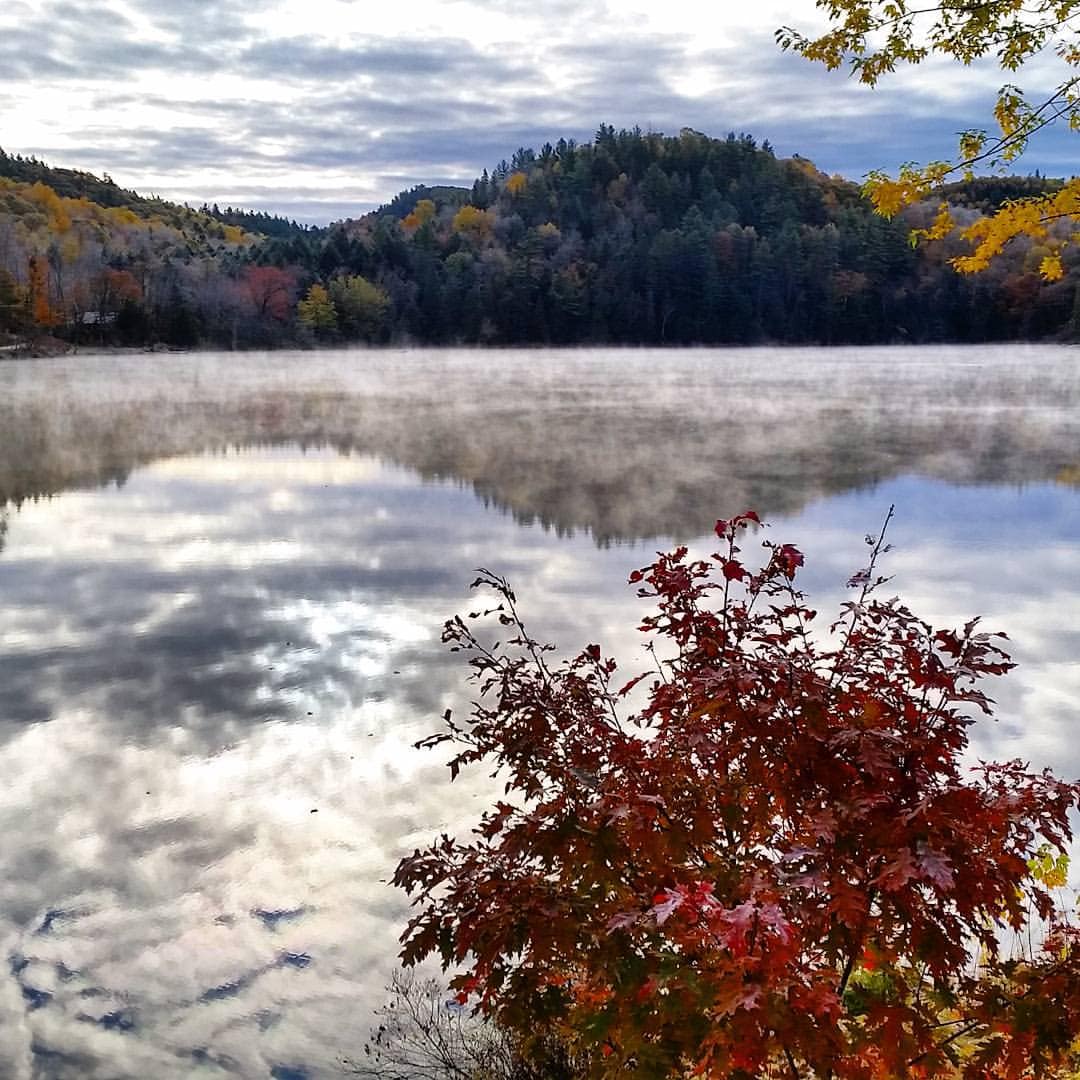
(0, 346), (1077, 1078)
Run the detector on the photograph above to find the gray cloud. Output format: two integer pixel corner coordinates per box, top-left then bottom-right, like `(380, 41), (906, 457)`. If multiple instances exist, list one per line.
(135, 0), (263, 40)
(240, 35), (529, 84)
(0, 1), (221, 80)
(3, 3), (1075, 226)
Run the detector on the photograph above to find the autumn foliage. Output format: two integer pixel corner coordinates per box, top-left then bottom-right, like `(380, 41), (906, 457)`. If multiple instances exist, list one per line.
(395, 513), (1080, 1078)
(27, 254), (58, 329)
(779, 1), (1080, 279)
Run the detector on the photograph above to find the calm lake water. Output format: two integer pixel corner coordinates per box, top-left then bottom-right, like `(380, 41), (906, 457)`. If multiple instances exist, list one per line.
(0, 345), (1078, 1078)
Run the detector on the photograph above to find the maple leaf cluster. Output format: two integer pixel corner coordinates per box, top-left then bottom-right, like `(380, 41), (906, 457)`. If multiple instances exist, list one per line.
(394, 513), (1080, 1078)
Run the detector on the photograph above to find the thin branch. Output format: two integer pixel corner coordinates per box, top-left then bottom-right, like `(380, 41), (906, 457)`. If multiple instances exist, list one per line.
(784, 1043), (802, 1079)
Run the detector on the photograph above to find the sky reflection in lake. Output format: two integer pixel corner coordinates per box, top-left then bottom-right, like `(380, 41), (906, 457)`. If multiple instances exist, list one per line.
(0, 347), (1077, 1078)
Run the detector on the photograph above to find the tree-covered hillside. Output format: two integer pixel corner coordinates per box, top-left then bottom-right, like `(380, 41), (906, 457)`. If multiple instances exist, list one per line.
(2, 127), (1077, 349)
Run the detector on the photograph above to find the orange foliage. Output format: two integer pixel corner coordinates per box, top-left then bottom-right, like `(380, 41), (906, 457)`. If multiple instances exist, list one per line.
(96, 268), (142, 312)
(26, 182), (71, 233)
(404, 199), (437, 233)
(28, 255), (59, 327)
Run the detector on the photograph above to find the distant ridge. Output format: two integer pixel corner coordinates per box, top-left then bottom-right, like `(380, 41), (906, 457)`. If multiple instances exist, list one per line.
(0, 147), (316, 239)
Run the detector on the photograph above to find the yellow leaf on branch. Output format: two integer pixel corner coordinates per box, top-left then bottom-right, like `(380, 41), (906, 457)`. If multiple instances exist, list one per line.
(781, 1), (1080, 278)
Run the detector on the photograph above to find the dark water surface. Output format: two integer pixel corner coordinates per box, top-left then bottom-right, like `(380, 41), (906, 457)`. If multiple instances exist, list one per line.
(0, 346), (1077, 1078)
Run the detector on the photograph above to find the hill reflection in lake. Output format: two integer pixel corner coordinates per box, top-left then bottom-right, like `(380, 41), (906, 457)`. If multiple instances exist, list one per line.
(0, 347), (1076, 1079)
(1, 345), (1078, 541)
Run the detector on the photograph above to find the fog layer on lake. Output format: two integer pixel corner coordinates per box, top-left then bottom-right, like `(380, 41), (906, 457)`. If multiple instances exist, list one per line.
(0, 346), (1077, 1079)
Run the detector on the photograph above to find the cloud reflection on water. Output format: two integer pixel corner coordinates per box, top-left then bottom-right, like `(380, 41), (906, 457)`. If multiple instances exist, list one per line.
(0, 449), (648, 1078)
(0, 348), (1076, 1078)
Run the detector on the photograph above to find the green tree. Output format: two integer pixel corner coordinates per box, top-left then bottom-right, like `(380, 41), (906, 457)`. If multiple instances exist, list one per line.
(329, 275), (390, 341)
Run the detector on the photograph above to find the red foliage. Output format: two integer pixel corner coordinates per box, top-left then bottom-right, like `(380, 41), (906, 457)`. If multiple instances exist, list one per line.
(96, 268), (142, 311)
(395, 512), (1080, 1078)
(241, 265), (296, 321)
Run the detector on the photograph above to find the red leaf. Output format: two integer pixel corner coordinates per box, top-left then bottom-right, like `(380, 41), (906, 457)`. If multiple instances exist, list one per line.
(917, 844), (955, 891)
(722, 559), (746, 581)
(651, 887), (685, 925)
(397, 510), (1080, 1080)
(777, 543), (804, 578)
(874, 848), (919, 891)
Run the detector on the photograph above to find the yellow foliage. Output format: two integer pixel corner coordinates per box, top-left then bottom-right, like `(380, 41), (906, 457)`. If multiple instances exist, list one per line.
(865, 162), (1080, 281)
(403, 199), (437, 233)
(914, 203), (955, 243)
(864, 162), (951, 219)
(297, 283), (337, 332)
(451, 205), (494, 240)
(25, 182), (71, 233)
(1028, 844), (1069, 889)
(328, 274), (389, 339)
(1040, 253), (1066, 281)
(945, 180), (1080, 278)
(107, 206), (141, 226)
(59, 234), (81, 263)
(505, 172), (528, 196)
(221, 224), (247, 244)
(783, 0), (1080, 278)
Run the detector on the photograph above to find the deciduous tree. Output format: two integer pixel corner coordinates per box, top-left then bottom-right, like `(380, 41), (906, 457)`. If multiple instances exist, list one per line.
(241, 265), (296, 322)
(328, 274), (390, 341)
(452, 205), (495, 244)
(296, 282), (337, 336)
(0, 268), (24, 333)
(396, 513), (1080, 1078)
(779, 1), (1080, 278)
(27, 254), (58, 329)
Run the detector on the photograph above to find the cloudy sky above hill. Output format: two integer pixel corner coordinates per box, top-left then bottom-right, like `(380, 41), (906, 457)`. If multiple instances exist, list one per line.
(1, 0), (1075, 223)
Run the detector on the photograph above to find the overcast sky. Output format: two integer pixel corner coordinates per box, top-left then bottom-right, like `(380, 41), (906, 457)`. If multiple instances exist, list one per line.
(1, 0), (1075, 224)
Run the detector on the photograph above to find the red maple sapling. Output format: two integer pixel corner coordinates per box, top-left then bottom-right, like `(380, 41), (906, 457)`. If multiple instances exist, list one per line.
(394, 512), (1080, 1078)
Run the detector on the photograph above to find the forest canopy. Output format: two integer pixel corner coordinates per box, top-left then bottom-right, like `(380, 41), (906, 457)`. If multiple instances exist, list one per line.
(1, 127), (1078, 349)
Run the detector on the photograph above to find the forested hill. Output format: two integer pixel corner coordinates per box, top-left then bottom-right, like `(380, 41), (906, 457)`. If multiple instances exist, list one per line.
(1, 127), (1076, 349)
(0, 147), (175, 217)
(336, 128), (920, 345)
(0, 147), (311, 238)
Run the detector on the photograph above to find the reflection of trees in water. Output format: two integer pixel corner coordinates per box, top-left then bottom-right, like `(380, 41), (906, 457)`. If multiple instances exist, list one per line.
(0, 351), (1076, 1080)
(1, 349), (1078, 543)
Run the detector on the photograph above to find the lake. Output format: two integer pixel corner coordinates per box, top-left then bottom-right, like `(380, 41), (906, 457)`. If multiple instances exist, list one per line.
(0, 345), (1078, 1079)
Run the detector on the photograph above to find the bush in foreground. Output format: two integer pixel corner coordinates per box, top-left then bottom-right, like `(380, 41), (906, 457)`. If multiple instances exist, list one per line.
(394, 512), (1080, 1078)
